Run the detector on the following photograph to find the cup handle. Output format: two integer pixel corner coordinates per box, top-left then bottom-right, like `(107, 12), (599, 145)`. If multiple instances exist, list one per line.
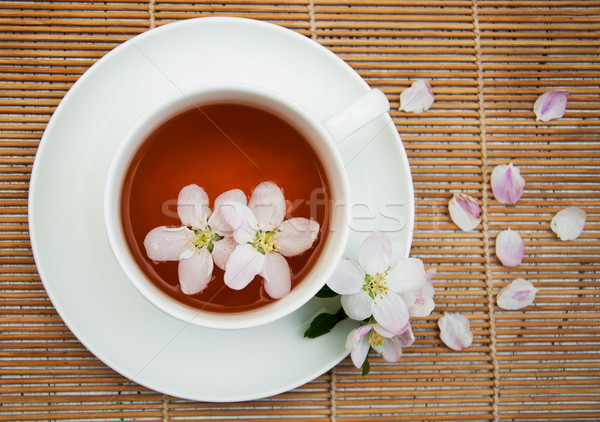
(322, 88), (390, 143)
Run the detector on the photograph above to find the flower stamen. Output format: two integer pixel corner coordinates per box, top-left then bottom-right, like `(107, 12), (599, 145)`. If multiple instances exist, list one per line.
(363, 267), (391, 300)
(251, 230), (279, 255)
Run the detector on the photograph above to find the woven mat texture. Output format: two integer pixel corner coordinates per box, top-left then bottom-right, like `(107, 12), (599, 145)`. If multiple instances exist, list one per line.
(1, 1), (599, 420)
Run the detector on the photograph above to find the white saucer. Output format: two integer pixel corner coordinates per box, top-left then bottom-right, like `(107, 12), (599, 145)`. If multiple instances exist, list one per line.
(29, 17), (414, 402)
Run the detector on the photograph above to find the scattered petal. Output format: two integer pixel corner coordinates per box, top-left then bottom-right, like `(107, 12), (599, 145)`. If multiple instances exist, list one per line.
(276, 217), (320, 257)
(249, 181), (286, 231)
(358, 231), (393, 276)
(260, 252), (291, 299)
(178, 248), (213, 295)
(399, 79), (434, 113)
(386, 258), (426, 293)
(534, 89), (568, 122)
(372, 292), (410, 336)
(438, 312), (473, 351)
(341, 290), (375, 322)
(327, 259), (366, 295)
(448, 193), (481, 231)
(143, 226), (195, 262)
(496, 229), (524, 267)
(219, 201), (258, 244)
(497, 278), (538, 310)
(491, 163), (526, 204)
(224, 243), (265, 290)
(177, 184), (211, 228)
(551, 206), (586, 241)
(345, 325), (372, 368)
(211, 236), (237, 271)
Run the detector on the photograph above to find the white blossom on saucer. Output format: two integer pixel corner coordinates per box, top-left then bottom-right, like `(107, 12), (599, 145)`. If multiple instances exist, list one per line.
(220, 181), (320, 299)
(327, 232), (429, 335)
(143, 184), (243, 295)
(346, 323), (415, 369)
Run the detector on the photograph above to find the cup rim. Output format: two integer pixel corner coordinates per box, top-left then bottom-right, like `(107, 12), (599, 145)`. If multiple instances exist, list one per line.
(104, 83), (351, 330)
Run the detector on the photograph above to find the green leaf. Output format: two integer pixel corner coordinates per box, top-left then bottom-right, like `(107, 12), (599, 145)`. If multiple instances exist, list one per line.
(315, 284), (339, 298)
(303, 307), (346, 339)
(361, 356), (371, 376)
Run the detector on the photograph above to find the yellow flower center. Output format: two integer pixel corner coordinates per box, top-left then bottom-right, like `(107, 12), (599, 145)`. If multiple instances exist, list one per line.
(363, 267), (390, 302)
(188, 225), (222, 252)
(368, 329), (385, 347)
(251, 230), (280, 255)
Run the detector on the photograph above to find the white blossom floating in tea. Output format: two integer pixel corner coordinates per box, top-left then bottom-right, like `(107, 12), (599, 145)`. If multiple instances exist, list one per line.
(221, 181), (320, 300)
(143, 184), (241, 295)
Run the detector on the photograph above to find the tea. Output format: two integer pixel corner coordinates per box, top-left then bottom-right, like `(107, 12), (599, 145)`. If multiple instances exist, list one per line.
(120, 103), (330, 313)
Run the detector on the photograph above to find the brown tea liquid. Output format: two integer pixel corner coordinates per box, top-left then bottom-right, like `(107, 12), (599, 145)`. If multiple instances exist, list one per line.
(120, 103), (330, 313)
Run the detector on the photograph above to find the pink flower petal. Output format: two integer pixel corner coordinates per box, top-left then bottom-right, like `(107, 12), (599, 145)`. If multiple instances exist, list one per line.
(224, 243), (265, 290)
(395, 325), (415, 348)
(178, 248), (213, 295)
(380, 337), (403, 362)
(534, 89), (568, 122)
(214, 188), (247, 208)
(406, 286), (435, 318)
(358, 231), (393, 276)
(143, 226), (195, 261)
(177, 184), (211, 228)
(399, 79), (434, 113)
(372, 292), (410, 335)
(438, 312), (473, 351)
(345, 325), (372, 368)
(497, 278), (538, 310)
(425, 268), (437, 282)
(219, 201), (258, 245)
(211, 236), (237, 271)
(496, 228), (524, 267)
(260, 252), (291, 299)
(551, 206), (586, 241)
(448, 193), (482, 231)
(276, 217), (320, 257)
(341, 290), (375, 322)
(491, 163), (526, 205)
(386, 257), (426, 293)
(210, 189), (248, 236)
(327, 259), (365, 295)
(249, 181), (286, 231)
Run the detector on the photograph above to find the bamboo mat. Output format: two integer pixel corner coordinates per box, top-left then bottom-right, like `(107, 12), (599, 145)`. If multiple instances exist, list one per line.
(1, 0), (599, 420)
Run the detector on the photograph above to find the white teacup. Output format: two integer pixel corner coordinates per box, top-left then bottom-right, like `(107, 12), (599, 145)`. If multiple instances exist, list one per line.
(104, 83), (389, 329)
